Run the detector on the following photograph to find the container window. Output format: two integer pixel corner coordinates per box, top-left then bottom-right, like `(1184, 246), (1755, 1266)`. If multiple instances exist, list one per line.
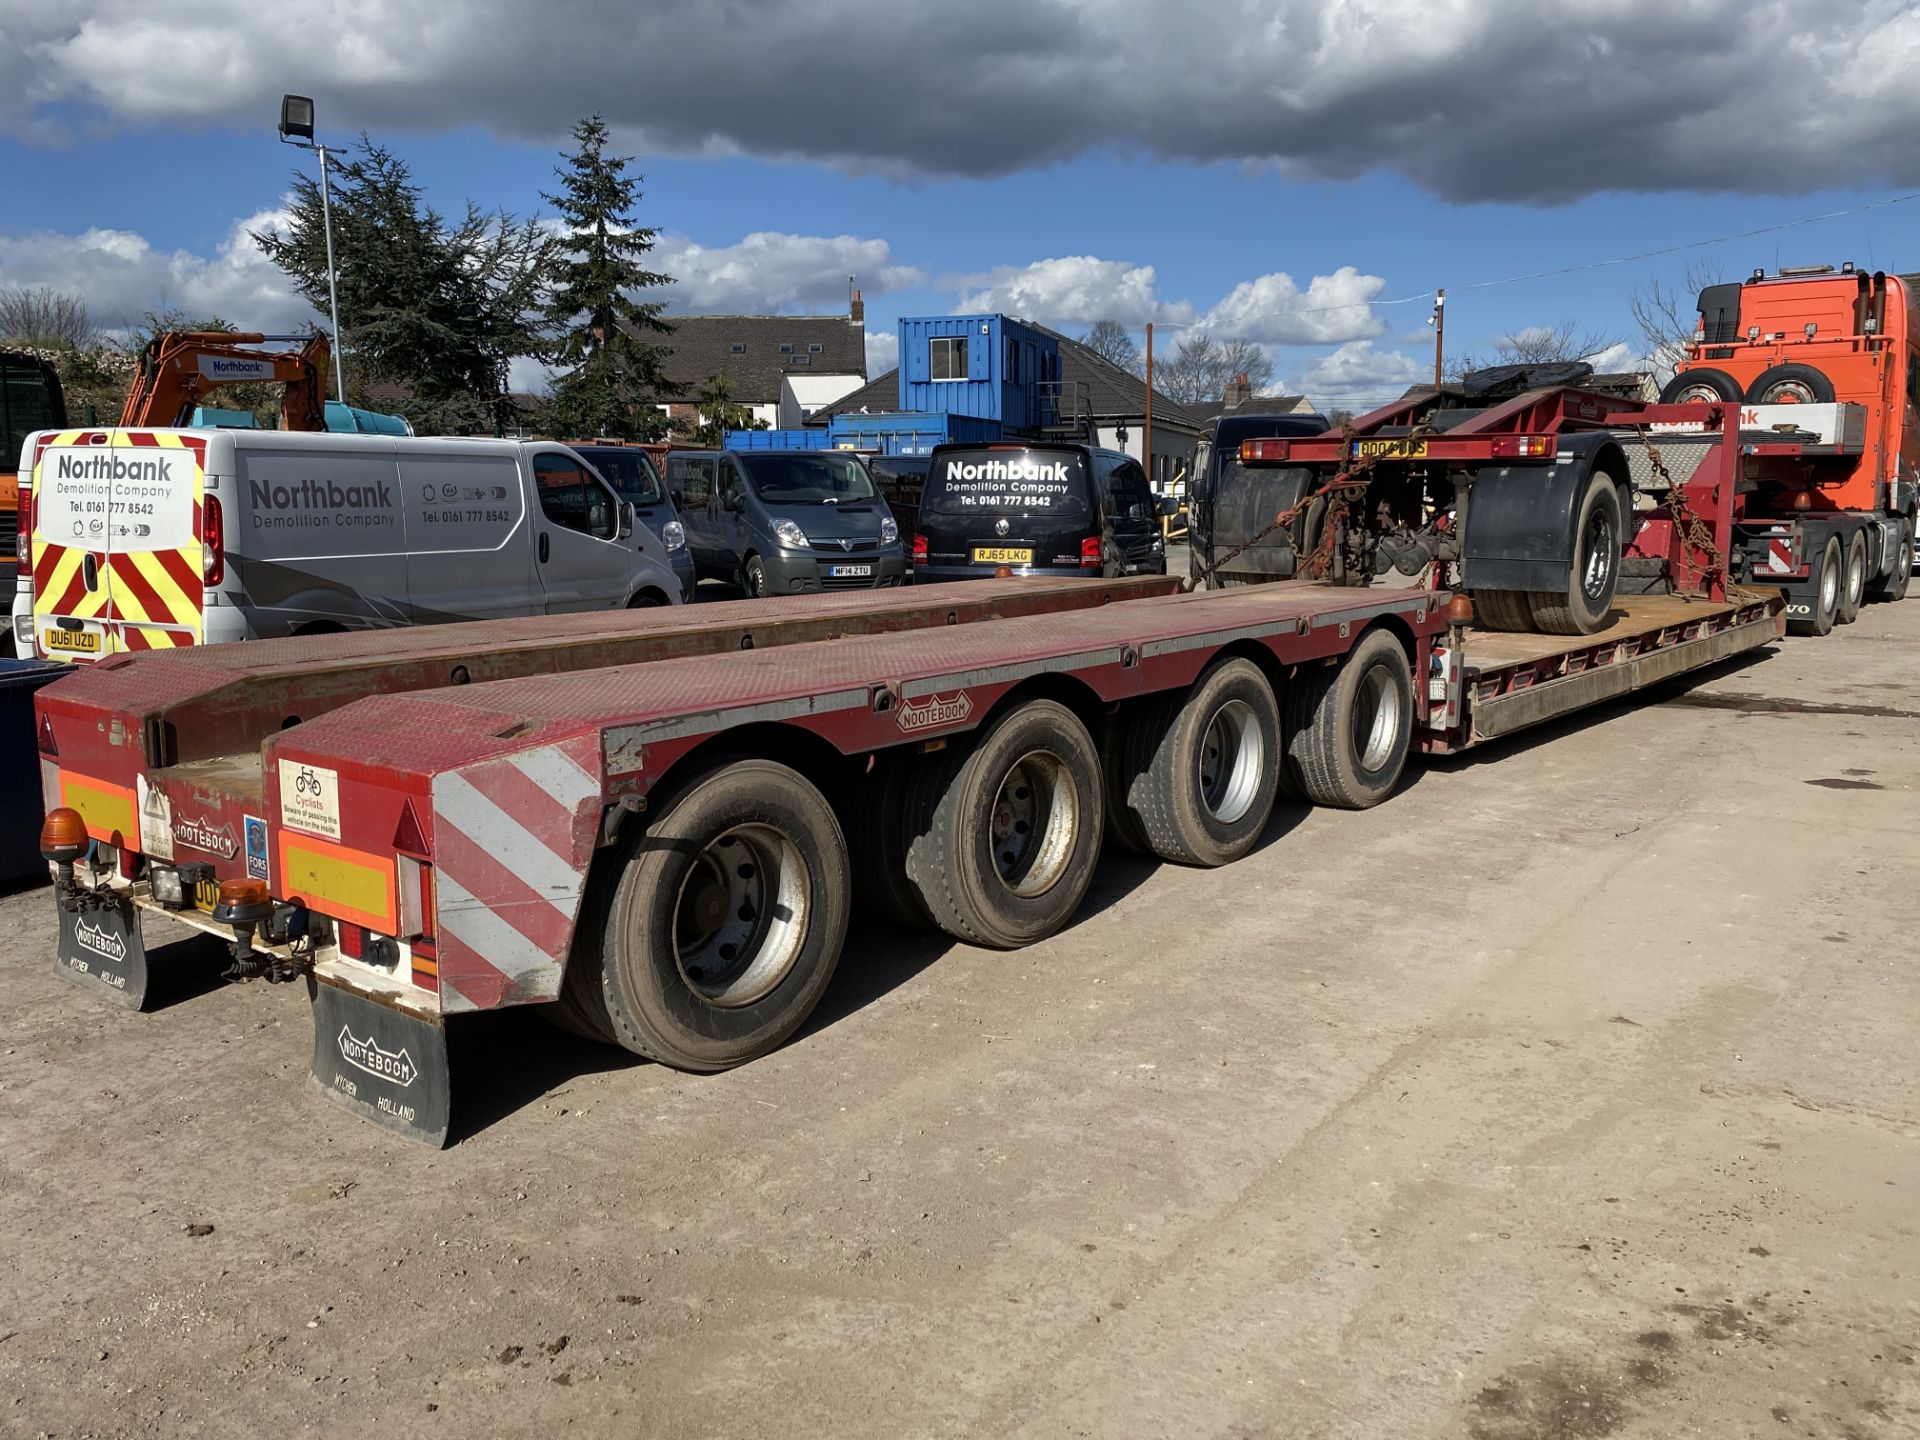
(778, 343), (793, 353)
(930, 336), (968, 381)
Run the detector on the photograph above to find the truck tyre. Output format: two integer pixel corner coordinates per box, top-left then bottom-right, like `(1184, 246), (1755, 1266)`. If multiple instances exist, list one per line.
(742, 555), (768, 598)
(1118, 657), (1282, 867)
(1526, 470), (1623, 635)
(1837, 527), (1868, 625)
(901, 699), (1103, 949)
(1660, 368), (1742, 405)
(546, 857), (626, 1045)
(1100, 715), (1150, 854)
(1284, 629), (1413, 810)
(1744, 363), (1834, 406)
(1791, 534), (1844, 636)
(597, 758), (849, 1072)
(848, 756), (936, 928)
(1868, 514), (1913, 603)
(1470, 589), (1535, 632)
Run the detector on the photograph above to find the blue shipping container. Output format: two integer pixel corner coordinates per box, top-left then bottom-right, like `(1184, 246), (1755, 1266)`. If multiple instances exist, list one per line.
(898, 315), (1058, 436)
(723, 429), (833, 451)
(827, 411), (1000, 456)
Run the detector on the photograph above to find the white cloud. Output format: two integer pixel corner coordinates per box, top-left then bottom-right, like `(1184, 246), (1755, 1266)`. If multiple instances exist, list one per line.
(6, 2), (1920, 201)
(1202, 267), (1386, 346)
(652, 231), (920, 315)
(1290, 342), (1427, 412)
(956, 257), (1195, 330)
(0, 207), (310, 335)
(865, 329), (898, 376)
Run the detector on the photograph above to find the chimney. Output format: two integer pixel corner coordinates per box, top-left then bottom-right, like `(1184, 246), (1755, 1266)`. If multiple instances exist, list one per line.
(1224, 371), (1252, 408)
(849, 288), (864, 326)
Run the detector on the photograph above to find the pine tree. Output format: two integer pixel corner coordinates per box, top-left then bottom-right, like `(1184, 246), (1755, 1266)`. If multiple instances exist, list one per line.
(541, 116), (676, 440)
(254, 138), (552, 434)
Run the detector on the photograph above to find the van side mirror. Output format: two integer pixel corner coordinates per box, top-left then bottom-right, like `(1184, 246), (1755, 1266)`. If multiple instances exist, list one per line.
(618, 501), (636, 540)
(723, 491), (744, 514)
(1158, 495), (1181, 517)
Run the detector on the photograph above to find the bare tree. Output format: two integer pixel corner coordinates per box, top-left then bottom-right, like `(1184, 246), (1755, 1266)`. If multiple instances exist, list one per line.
(1079, 319), (1139, 371)
(1154, 330), (1276, 406)
(0, 287), (96, 349)
(1630, 258), (1723, 381)
(1447, 318), (1625, 380)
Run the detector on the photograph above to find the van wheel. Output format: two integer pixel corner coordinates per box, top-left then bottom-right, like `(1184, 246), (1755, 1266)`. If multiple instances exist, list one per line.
(595, 759), (849, 1071)
(1119, 657), (1282, 867)
(1836, 528), (1868, 624)
(628, 591), (666, 609)
(901, 699), (1103, 949)
(1285, 629), (1413, 810)
(742, 555), (768, 598)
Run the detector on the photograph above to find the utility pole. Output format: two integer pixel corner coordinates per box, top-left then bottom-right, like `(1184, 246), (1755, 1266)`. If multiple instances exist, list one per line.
(278, 95), (348, 406)
(1144, 322), (1154, 490)
(1431, 289), (1446, 388)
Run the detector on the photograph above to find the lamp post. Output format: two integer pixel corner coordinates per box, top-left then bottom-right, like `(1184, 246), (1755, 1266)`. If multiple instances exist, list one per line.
(277, 94), (347, 406)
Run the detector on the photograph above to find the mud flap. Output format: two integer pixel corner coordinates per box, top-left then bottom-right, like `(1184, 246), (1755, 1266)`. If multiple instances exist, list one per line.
(308, 979), (451, 1147)
(54, 892), (149, 1009)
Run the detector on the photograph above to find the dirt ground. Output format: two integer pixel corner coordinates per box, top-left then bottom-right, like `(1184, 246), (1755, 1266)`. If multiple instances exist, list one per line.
(4, 593), (1919, 1440)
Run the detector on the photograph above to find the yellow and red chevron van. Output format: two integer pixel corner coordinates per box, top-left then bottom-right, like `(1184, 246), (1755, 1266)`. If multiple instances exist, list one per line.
(20, 427), (685, 660)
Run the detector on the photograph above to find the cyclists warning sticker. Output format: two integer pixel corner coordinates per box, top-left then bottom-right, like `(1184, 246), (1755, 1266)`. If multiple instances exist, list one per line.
(278, 759), (342, 841)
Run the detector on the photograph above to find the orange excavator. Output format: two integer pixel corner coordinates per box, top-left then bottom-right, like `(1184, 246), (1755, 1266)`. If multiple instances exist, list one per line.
(120, 331), (331, 430)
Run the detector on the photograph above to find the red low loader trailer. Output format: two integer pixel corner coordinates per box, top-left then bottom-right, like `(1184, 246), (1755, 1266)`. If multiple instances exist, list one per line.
(34, 430), (1779, 1143)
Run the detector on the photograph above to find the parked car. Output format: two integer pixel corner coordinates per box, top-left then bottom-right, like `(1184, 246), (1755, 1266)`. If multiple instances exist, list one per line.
(1184, 408), (1330, 587)
(912, 441), (1172, 582)
(17, 429), (682, 657)
(665, 449), (907, 595)
(570, 443), (696, 601)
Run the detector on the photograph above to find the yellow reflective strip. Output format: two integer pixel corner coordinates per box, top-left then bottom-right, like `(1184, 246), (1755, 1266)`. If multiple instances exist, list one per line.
(32, 550), (82, 615)
(60, 774), (136, 845)
(128, 549), (192, 618)
(280, 835), (399, 933)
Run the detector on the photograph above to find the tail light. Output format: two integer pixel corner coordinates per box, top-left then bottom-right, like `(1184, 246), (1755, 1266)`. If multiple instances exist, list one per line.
(1238, 439), (1292, 463)
(1489, 436), (1556, 459)
(911, 533), (928, 566)
(202, 496), (224, 586)
(17, 490), (32, 569)
(337, 921), (364, 959)
(1080, 536), (1102, 569)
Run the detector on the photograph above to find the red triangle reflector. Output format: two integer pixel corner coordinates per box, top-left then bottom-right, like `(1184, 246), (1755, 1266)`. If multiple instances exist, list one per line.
(392, 798), (428, 857)
(37, 709), (57, 757)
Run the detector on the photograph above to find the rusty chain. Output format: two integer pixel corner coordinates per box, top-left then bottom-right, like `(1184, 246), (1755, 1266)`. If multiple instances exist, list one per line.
(1626, 424), (1760, 604)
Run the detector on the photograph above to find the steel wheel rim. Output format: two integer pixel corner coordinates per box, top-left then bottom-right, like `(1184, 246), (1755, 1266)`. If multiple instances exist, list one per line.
(1581, 507), (1616, 604)
(1821, 544), (1840, 613)
(989, 749), (1078, 898)
(672, 823), (810, 1006)
(1352, 663), (1402, 773)
(1848, 541), (1866, 604)
(1198, 698), (1263, 824)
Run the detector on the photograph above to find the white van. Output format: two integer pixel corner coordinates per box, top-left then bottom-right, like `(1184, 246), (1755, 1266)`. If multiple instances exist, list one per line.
(14, 429), (683, 658)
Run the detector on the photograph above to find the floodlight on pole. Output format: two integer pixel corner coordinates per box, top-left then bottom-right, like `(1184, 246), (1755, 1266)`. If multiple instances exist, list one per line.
(278, 94), (347, 406)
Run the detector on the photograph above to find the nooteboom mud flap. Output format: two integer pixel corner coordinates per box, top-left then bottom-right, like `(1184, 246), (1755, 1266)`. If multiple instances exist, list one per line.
(54, 892), (149, 1009)
(308, 979), (451, 1148)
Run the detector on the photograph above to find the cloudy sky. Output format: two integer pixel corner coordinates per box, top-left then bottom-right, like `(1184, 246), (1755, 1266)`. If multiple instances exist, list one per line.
(4, 0), (1919, 408)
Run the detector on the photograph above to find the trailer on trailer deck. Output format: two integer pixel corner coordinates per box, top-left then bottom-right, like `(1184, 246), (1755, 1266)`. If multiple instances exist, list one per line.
(32, 406), (1782, 1145)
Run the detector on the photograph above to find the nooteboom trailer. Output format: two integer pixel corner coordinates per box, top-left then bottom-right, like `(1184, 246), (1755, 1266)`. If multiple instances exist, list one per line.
(34, 402), (1781, 1145)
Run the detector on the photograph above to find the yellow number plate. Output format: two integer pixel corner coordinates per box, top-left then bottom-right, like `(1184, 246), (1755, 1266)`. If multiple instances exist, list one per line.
(45, 628), (101, 654)
(1351, 438), (1429, 460)
(971, 546), (1032, 564)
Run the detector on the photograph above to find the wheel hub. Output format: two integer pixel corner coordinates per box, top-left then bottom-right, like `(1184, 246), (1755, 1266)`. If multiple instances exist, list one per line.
(1198, 698), (1263, 824)
(672, 825), (810, 1006)
(989, 750), (1078, 898)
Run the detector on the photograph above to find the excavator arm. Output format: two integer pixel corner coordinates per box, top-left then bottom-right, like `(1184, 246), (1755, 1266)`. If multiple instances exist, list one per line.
(120, 331), (331, 432)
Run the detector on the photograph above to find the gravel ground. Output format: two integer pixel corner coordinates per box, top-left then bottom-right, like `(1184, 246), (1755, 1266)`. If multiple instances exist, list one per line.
(2, 591), (1917, 1439)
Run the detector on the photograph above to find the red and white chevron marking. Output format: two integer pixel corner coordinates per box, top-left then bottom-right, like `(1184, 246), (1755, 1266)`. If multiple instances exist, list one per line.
(1766, 537), (1795, 575)
(429, 742), (602, 1012)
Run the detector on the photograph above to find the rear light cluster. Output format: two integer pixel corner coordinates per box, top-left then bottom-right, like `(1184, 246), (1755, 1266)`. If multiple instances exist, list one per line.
(911, 533), (928, 566)
(1489, 436), (1556, 459)
(1079, 537), (1102, 569)
(202, 496), (225, 586)
(1239, 439), (1292, 463)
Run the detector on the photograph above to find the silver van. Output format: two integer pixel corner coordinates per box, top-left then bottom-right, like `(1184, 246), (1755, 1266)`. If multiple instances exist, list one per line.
(17, 428), (681, 658)
(667, 449), (907, 597)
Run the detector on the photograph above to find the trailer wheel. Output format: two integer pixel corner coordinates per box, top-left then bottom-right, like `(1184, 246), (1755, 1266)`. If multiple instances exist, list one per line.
(848, 755), (936, 928)
(1837, 528), (1868, 625)
(1284, 629), (1413, 810)
(902, 699), (1103, 949)
(1744, 363), (1834, 406)
(1119, 658), (1282, 866)
(1526, 471), (1623, 635)
(1659, 368), (1742, 405)
(1792, 534), (1844, 637)
(1469, 589), (1535, 632)
(597, 759), (849, 1071)
(1868, 515), (1913, 603)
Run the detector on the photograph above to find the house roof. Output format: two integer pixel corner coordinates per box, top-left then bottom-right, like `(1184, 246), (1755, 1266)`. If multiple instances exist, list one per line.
(1219, 393), (1311, 415)
(808, 325), (1204, 432)
(631, 313), (866, 404)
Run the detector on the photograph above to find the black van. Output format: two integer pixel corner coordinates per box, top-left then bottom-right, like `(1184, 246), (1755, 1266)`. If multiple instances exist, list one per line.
(866, 454), (930, 537)
(914, 442), (1170, 581)
(1185, 409), (1329, 587)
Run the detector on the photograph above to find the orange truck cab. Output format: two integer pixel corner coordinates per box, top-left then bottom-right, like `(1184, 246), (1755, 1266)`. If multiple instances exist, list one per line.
(1665, 264), (1917, 633)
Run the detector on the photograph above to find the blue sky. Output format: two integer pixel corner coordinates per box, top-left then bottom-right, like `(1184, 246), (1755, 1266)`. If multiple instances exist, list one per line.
(4, 1), (1918, 409)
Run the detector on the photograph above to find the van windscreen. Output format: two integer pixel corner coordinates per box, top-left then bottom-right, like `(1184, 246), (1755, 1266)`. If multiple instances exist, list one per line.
(924, 449), (1090, 519)
(737, 453), (876, 504)
(580, 449), (663, 505)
